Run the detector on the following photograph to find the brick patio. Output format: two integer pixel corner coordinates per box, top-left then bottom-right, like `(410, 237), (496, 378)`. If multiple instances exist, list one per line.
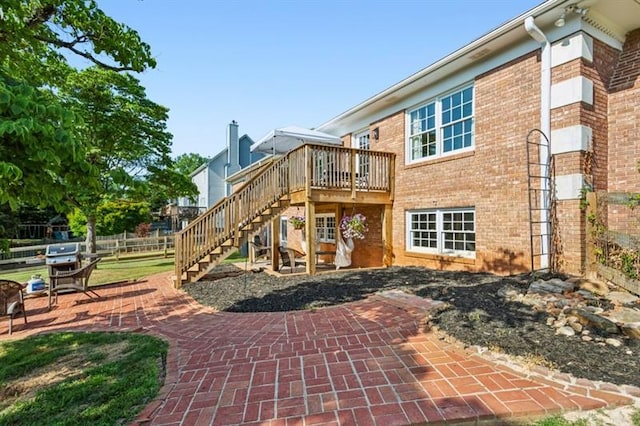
(0, 272), (632, 425)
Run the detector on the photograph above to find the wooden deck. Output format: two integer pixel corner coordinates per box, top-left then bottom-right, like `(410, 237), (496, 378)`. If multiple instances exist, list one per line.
(174, 144), (395, 286)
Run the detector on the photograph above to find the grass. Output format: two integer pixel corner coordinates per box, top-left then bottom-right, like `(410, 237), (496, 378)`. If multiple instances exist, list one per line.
(532, 416), (589, 426)
(533, 409), (640, 426)
(1, 252), (176, 285)
(0, 332), (168, 426)
(2, 250), (248, 286)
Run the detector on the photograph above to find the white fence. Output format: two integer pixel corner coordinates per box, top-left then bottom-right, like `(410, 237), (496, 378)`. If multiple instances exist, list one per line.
(1, 232), (175, 268)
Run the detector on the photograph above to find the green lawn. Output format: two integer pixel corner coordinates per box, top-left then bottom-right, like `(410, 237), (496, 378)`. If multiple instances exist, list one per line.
(1, 250), (248, 286)
(0, 332), (167, 426)
(1, 253), (175, 286)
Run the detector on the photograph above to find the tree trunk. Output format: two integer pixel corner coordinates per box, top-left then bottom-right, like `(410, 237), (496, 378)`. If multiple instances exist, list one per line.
(86, 214), (97, 254)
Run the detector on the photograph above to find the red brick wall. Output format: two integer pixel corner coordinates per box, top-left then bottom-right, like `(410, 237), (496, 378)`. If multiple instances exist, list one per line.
(368, 52), (540, 275)
(548, 37), (619, 275)
(607, 28), (640, 235)
(346, 205), (384, 268)
(608, 28), (640, 193)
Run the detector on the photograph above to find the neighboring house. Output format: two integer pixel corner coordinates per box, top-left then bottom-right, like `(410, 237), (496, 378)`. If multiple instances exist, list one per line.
(175, 0), (640, 285)
(182, 121), (265, 209)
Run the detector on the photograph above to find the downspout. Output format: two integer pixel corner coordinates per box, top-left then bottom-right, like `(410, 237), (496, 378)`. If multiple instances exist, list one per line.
(524, 16), (551, 270)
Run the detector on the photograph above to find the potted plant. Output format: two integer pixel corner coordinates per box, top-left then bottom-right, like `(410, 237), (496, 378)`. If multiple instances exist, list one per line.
(289, 215), (306, 230)
(340, 213), (368, 240)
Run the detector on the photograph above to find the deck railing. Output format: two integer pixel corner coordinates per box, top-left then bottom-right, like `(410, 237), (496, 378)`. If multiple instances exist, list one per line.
(175, 143), (394, 280)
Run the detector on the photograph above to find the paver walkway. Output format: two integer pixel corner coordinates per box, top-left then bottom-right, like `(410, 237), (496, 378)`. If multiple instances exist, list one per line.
(0, 272), (632, 425)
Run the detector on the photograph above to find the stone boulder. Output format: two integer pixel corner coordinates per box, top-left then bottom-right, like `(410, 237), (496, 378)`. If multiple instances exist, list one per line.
(567, 308), (620, 335)
(621, 323), (640, 340)
(528, 278), (576, 295)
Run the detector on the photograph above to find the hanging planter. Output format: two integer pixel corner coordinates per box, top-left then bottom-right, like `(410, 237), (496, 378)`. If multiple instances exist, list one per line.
(289, 215), (305, 230)
(340, 213), (368, 240)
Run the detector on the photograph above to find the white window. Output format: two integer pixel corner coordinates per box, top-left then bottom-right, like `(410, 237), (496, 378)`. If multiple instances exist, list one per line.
(408, 85), (474, 162)
(315, 214), (336, 243)
(407, 208), (475, 257)
(353, 130), (370, 178)
(279, 216), (288, 246)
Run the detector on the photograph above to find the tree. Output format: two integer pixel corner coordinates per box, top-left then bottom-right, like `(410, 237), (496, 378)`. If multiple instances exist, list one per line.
(0, 1), (158, 250)
(0, 71), (95, 211)
(60, 67), (196, 252)
(0, 0), (155, 84)
(69, 200), (151, 237)
(173, 153), (211, 177)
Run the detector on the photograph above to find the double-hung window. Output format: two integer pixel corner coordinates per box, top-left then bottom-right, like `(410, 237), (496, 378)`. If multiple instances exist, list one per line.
(408, 85), (474, 162)
(279, 216), (288, 246)
(407, 208), (475, 257)
(353, 130), (370, 178)
(315, 214), (336, 243)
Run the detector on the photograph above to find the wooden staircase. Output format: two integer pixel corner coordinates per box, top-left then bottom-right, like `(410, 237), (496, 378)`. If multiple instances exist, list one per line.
(174, 143), (395, 288)
(174, 156), (290, 287)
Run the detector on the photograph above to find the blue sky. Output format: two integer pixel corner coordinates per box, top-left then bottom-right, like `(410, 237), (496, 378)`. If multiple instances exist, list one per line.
(99, 0), (542, 157)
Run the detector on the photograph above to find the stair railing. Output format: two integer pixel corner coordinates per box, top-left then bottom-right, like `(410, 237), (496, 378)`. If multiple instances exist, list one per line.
(174, 143), (394, 284)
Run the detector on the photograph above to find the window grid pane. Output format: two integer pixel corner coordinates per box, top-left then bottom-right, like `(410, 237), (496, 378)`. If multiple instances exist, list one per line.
(316, 216), (336, 243)
(441, 210), (475, 252)
(410, 213), (437, 248)
(409, 102), (436, 160)
(409, 86), (473, 161)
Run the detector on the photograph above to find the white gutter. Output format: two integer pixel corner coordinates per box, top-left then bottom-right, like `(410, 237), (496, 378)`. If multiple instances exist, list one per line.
(524, 16), (551, 271)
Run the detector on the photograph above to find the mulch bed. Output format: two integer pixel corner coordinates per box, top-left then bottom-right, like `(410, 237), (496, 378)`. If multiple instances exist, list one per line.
(184, 265), (640, 388)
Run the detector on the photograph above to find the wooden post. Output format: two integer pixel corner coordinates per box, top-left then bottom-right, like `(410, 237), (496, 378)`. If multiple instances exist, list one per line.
(305, 145), (312, 195)
(115, 239), (120, 261)
(585, 191), (597, 280)
(271, 216), (280, 272)
(383, 204), (393, 267)
(163, 236), (168, 258)
(350, 150), (357, 200)
(305, 200), (316, 275)
(388, 154), (396, 201)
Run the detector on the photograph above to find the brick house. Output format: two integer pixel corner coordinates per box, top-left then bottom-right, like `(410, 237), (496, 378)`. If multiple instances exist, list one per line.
(174, 0), (640, 286)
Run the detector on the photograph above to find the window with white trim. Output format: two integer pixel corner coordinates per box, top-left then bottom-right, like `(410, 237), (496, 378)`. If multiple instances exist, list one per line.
(407, 208), (475, 257)
(408, 85), (474, 162)
(279, 216), (288, 245)
(353, 130), (370, 178)
(315, 214), (336, 243)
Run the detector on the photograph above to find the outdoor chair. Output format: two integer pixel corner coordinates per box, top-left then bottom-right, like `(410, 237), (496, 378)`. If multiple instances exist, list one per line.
(48, 258), (101, 310)
(0, 279), (27, 334)
(278, 246), (305, 273)
(249, 235), (270, 263)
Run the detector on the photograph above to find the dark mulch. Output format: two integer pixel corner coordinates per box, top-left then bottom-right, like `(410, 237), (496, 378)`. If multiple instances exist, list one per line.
(184, 265), (640, 388)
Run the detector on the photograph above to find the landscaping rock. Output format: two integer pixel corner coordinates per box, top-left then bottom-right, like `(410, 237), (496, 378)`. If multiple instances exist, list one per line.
(620, 323), (640, 340)
(570, 322), (583, 333)
(568, 308), (620, 334)
(498, 285), (522, 300)
(605, 307), (640, 324)
(556, 326), (575, 337)
(576, 289), (597, 300)
(528, 279), (576, 295)
(576, 278), (609, 296)
(606, 338), (623, 347)
(607, 291), (639, 306)
(582, 335), (593, 342)
(553, 318), (567, 328)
